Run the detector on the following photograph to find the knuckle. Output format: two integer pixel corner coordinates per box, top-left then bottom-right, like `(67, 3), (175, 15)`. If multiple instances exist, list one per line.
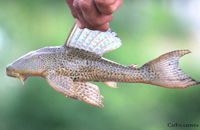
(95, 0), (106, 6)
(79, 0), (90, 10)
(93, 22), (101, 26)
(104, 9), (114, 15)
(90, 18), (103, 26)
(96, 22), (105, 27)
(91, 15), (112, 26)
(73, 1), (80, 11)
(95, 0), (116, 14)
(71, 11), (78, 18)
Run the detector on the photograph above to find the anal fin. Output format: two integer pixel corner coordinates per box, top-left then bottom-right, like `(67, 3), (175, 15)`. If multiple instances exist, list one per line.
(74, 82), (104, 107)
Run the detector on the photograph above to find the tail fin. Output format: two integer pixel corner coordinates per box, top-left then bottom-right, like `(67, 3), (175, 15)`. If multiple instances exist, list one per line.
(144, 50), (199, 88)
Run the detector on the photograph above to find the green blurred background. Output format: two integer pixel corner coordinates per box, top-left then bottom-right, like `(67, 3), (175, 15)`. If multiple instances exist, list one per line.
(1, 0), (200, 130)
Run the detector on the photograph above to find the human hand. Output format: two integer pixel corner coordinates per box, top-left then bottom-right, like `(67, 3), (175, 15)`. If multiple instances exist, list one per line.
(66, 0), (122, 31)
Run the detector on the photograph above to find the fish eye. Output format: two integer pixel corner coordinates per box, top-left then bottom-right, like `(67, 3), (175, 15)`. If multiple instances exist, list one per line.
(35, 54), (42, 59)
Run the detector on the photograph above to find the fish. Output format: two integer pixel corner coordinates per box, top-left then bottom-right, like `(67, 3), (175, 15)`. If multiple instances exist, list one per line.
(6, 23), (200, 107)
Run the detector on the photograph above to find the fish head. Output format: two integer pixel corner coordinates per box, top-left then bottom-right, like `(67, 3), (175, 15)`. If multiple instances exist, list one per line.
(6, 48), (52, 83)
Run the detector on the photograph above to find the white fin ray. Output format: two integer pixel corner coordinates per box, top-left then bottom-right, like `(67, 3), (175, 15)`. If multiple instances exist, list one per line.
(65, 23), (122, 56)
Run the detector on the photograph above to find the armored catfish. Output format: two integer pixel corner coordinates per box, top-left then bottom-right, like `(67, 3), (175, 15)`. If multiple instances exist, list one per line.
(6, 23), (200, 107)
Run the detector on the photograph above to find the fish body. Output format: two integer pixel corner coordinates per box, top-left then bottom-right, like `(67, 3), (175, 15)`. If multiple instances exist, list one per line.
(6, 23), (200, 107)
(7, 46), (150, 83)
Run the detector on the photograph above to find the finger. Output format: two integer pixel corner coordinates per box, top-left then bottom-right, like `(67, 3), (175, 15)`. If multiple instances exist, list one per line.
(73, 0), (111, 31)
(73, 0), (91, 29)
(93, 23), (110, 31)
(94, 0), (122, 15)
(83, 23), (110, 31)
(76, 16), (110, 31)
(66, 0), (79, 18)
(75, 18), (84, 29)
(66, 0), (108, 30)
(79, 0), (113, 27)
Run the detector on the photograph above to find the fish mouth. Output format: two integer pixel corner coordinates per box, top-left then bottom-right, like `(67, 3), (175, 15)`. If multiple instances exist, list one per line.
(6, 65), (27, 84)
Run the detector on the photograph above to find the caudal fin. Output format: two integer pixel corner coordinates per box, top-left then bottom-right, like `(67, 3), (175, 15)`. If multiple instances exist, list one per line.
(144, 50), (199, 88)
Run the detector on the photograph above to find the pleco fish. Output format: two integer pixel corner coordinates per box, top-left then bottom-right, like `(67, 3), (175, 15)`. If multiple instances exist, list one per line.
(6, 23), (199, 107)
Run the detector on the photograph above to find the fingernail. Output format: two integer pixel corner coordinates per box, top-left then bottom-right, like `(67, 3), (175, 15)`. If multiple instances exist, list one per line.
(75, 18), (84, 28)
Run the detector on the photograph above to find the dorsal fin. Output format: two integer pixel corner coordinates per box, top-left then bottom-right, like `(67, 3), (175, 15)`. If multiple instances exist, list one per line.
(64, 23), (122, 56)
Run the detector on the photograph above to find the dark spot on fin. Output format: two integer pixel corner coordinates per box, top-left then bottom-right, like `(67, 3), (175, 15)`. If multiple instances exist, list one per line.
(74, 82), (104, 107)
(45, 74), (80, 99)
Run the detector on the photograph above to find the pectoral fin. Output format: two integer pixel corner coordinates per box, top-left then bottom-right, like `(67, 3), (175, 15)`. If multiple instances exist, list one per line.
(45, 73), (79, 100)
(74, 82), (104, 107)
